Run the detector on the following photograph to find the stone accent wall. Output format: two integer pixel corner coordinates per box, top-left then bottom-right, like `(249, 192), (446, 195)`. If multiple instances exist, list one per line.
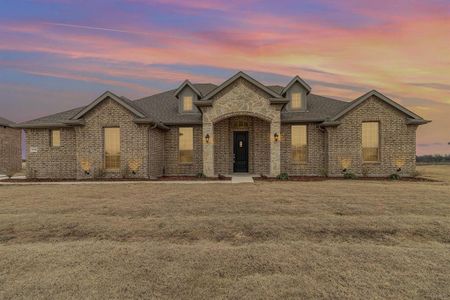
(164, 125), (203, 176)
(213, 116), (270, 175)
(326, 96), (417, 177)
(0, 126), (22, 174)
(75, 99), (149, 179)
(26, 128), (77, 179)
(280, 123), (326, 176)
(252, 118), (271, 175)
(201, 77), (282, 176)
(148, 128), (165, 178)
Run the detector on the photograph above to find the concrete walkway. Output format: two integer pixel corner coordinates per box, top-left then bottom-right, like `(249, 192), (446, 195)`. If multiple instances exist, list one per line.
(231, 174), (255, 184)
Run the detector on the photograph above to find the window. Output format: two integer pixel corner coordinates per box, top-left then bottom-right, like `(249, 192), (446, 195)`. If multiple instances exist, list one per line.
(104, 127), (120, 170)
(291, 125), (307, 162)
(182, 95), (193, 112)
(50, 129), (61, 147)
(179, 127), (193, 163)
(362, 122), (380, 162)
(291, 92), (303, 110)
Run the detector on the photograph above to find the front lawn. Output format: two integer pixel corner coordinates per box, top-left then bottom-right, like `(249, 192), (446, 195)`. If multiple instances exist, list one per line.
(0, 175), (449, 298)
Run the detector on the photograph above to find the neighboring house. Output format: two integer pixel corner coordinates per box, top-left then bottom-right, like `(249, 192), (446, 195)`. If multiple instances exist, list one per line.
(0, 116), (22, 175)
(16, 71), (429, 179)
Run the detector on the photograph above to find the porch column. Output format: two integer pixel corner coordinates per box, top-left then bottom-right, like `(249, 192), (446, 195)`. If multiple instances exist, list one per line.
(203, 122), (214, 177)
(270, 117), (281, 176)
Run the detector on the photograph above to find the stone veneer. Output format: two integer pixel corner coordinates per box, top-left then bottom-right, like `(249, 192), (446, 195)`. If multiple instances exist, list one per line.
(200, 78), (283, 176)
(0, 126), (22, 174)
(326, 96), (417, 177)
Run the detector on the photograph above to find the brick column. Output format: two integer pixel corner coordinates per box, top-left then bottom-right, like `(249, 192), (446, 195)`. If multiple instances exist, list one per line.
(270, 117), (281, 176)
(203, 122), (214, 177)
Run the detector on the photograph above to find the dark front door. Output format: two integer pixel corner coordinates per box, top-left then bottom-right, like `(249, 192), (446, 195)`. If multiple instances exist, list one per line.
(233, 131), (249, 173)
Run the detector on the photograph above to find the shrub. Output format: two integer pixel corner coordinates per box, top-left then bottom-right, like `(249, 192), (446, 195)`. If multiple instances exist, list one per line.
(276, 173), (289, 180)
(319, 168), (328, 177)
(343, 172), (357, 179)
(389, 173), (401, 180)
(196, 172), (206, 178)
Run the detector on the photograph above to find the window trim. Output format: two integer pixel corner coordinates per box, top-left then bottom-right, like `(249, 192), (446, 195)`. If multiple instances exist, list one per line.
(291, 92), (302, 110)
(291, 125), (308, 164)
(182, 95), (194, 112)
(362, 121), (381, 163)
(178, 127), (194, 164)
(104, 127), (121, 171)
(50, 129), (61, 147)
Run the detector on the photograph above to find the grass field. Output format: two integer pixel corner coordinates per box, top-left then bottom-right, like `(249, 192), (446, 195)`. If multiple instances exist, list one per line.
(1, 166), (449, 299)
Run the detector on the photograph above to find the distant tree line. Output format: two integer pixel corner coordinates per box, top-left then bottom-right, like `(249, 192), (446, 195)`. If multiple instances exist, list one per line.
(416, 154), (450, 163)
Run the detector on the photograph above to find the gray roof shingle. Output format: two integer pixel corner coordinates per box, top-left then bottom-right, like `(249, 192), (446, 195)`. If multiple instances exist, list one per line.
(0, 116), (15, 126)
(17, 82), (352, 126)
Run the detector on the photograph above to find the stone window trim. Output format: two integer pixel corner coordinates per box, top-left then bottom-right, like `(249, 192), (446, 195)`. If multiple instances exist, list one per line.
(50, 129), (61, 147)
(362, 120), (381, 164)
(291, 124), (309, 164)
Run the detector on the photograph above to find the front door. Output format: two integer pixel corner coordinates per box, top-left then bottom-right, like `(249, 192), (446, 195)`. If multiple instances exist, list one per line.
(233, 131), (249, 172)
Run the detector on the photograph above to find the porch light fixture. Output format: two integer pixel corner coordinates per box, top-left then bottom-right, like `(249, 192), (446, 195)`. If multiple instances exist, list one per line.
(205, 134), (210, 143)
(342, 168), (347, 173)
(397, 167), (402, 172)
(274, 133), (279, 142)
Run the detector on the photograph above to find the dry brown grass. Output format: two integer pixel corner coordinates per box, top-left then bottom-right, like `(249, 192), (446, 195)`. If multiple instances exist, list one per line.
(1, 167), (450, 299)
(417, 164), (450, 182)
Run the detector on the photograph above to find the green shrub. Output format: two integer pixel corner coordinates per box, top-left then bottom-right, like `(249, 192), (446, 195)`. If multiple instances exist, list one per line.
(196, 172), (206, 178)
(389, 173), (401, 180)
(343, 172), (357, 179)
(276, 173), (289, 180)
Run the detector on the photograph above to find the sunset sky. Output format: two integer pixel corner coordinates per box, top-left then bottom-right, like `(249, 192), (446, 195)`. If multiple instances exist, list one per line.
(0, 0), (449, 155)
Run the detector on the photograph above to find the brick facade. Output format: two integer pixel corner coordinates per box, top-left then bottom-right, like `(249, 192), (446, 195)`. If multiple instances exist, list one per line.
(148, 128), (165, 178)
(280, 123), (326, 176)
(0, 126), (22, 175)
(24, 90), (420, 179)
(214, 116), (270, 175)
(163, 125), (203, 176)
(26, 128), (76, 179)
(326, 96), (417, 177)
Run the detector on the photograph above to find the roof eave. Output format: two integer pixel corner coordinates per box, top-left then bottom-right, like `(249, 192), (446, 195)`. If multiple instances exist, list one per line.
(281, 76), (312, 96)
(319, 121), (341, 128)
(406, 119), (431, 125)
(174, 80), (203, 98)
(133, 118), (170, 130)
(201, 71), (281, 101)
(71, 91), (146, 120)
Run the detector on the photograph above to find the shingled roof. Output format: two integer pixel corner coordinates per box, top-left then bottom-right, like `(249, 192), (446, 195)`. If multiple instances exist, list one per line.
(0, 116), (15, 127)
(15, 73), (426, 128)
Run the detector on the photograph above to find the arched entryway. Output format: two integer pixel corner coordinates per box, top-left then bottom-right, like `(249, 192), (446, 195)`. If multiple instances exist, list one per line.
(213, 115), (271, 175)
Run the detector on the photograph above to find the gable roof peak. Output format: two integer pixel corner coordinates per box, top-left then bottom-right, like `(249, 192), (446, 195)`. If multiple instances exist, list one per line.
(201, 71), (281, 100)
(281, 75), (312, 95)
(331, 89), (424, 121)
(71, 90), (146, 120)
(174, 79), (202, 98)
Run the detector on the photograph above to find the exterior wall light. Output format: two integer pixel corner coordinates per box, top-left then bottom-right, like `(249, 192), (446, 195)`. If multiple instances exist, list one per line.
(397, 167), (402, 172)
(274, 133), (279, 142)
(342, 168), (347, 173)
(205, 134), (210, 143)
